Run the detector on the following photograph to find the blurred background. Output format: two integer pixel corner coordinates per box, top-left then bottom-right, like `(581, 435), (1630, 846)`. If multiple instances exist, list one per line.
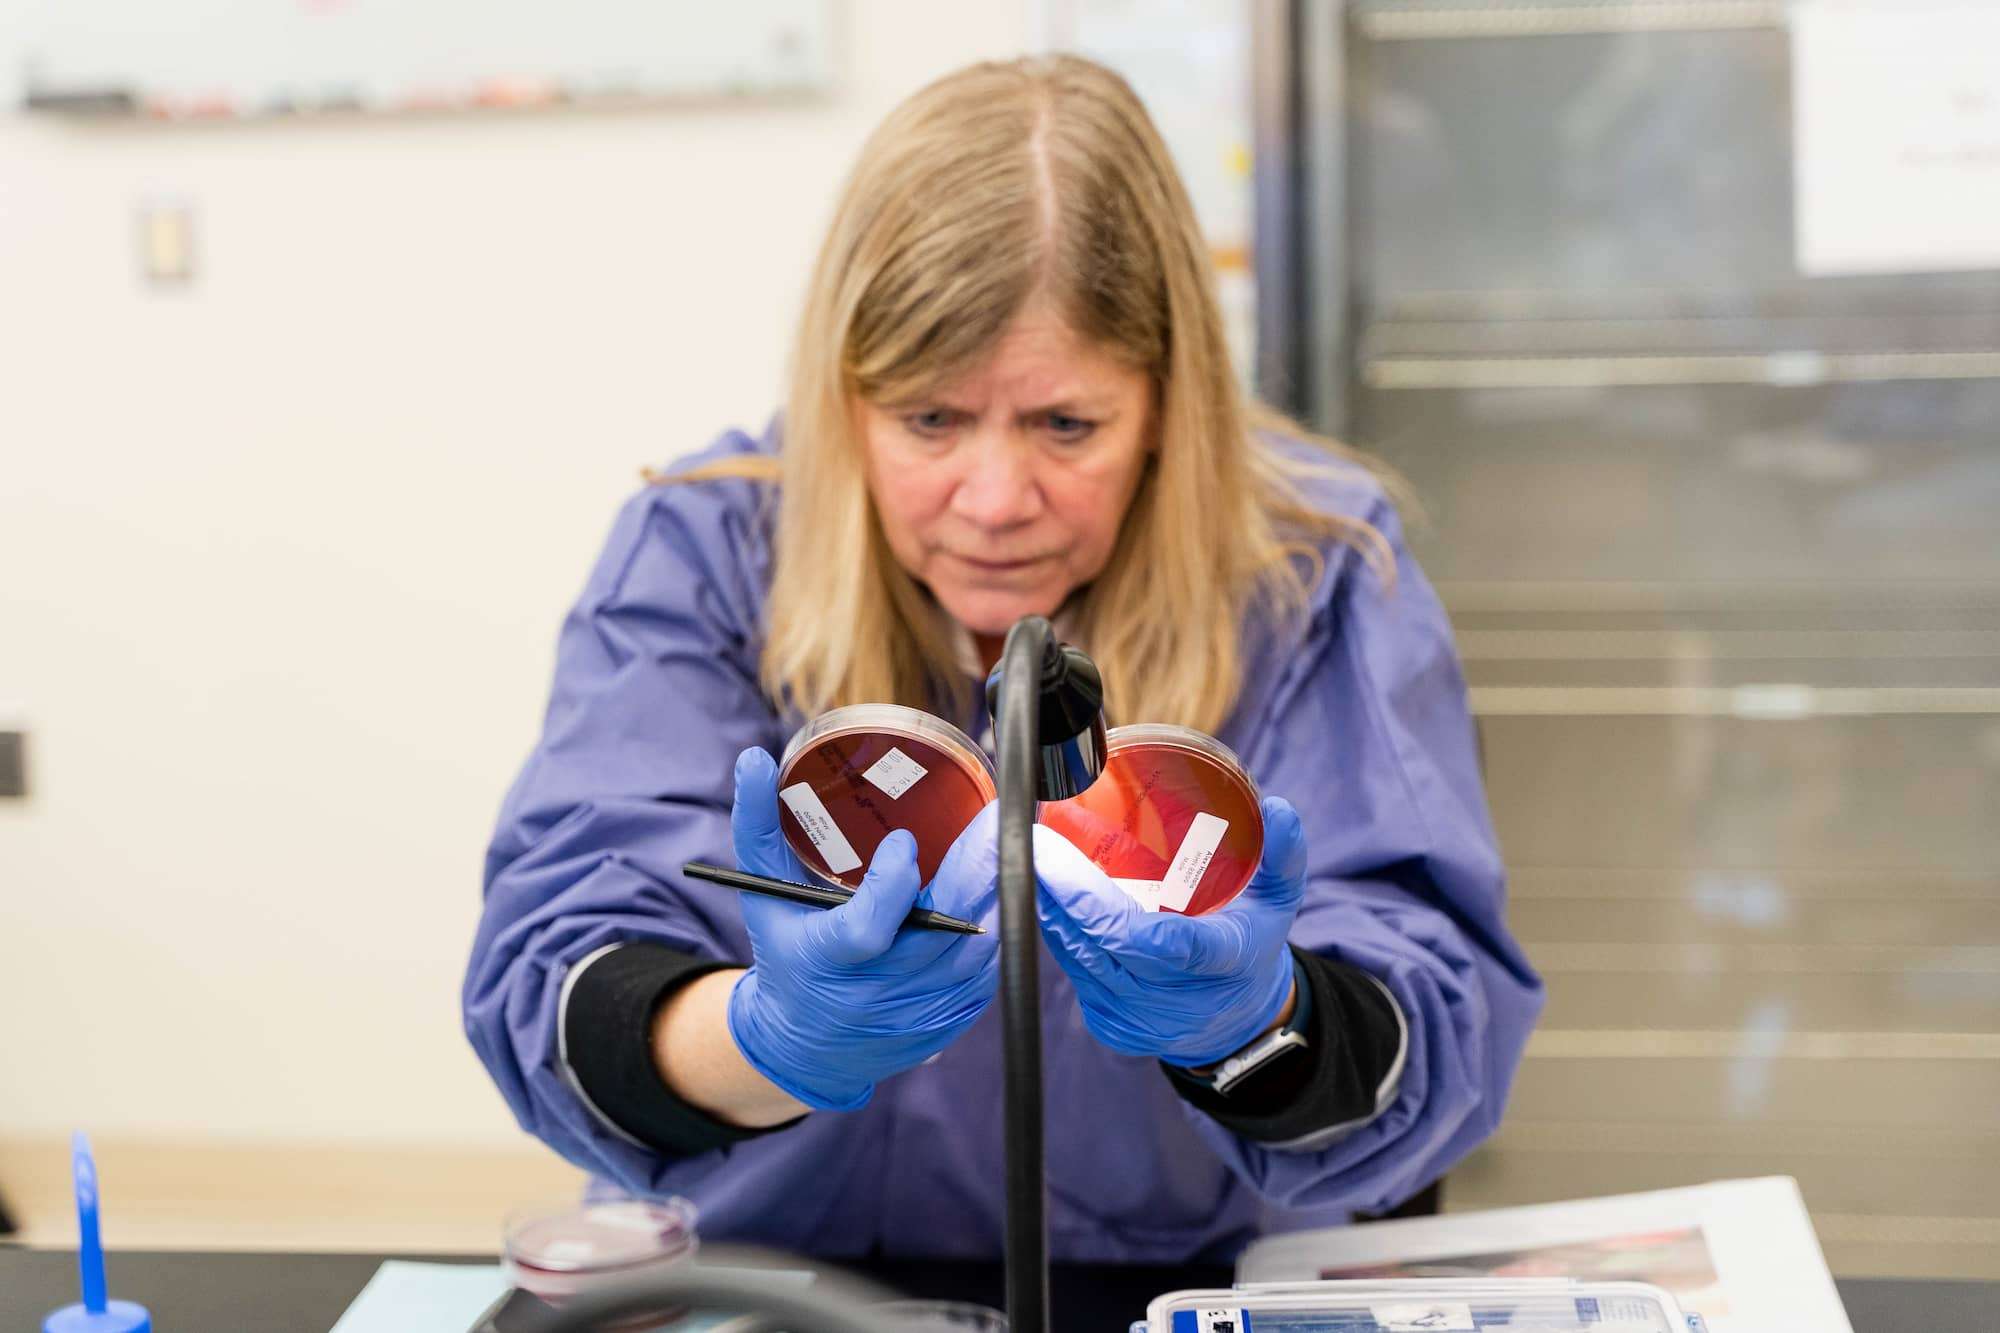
(1, 0), (1994, 1280)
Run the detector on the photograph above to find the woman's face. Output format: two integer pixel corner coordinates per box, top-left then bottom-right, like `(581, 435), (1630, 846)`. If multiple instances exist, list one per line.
(858, 304), (1156, 638)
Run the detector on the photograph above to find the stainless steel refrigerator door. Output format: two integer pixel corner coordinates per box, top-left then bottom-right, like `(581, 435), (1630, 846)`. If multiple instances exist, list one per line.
(1265, 0), (2000, 1279)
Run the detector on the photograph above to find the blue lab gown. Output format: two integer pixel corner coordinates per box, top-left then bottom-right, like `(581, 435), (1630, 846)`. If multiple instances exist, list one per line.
(463, 424), (1543, 1263)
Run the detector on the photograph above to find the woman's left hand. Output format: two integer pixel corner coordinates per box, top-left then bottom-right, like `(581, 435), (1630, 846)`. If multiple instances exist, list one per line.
(1034, 796), (1307, 1067)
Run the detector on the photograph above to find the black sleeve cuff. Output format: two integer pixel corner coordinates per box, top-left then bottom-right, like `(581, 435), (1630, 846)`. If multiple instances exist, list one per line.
(1162, 946), (1402, 1145)
(562, 941), (804, 1157)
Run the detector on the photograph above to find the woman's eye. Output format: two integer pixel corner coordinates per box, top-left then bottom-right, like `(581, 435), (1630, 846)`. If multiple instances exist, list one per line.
(1044, 413), (1097, 443)
(904, 409), (958, 438)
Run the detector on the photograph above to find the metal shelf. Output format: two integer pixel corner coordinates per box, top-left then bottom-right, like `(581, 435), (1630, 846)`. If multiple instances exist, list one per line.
(1363, 349), (2000, 389)
(1356, 1), (1789, 41)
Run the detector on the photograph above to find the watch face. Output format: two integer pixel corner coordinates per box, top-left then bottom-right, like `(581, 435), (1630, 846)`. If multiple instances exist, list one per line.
(1212, 1029), (1310, 1095)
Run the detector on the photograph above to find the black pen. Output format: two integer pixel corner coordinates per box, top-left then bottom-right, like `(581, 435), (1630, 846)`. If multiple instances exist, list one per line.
(682, 861), (986, 936)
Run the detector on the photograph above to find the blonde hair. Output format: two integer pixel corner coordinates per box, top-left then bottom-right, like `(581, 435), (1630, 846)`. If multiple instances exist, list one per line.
(666, 55), (1390, 732)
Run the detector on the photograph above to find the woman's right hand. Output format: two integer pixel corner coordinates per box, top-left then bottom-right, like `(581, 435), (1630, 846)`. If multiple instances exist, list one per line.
(723, 747), (1001, 1111)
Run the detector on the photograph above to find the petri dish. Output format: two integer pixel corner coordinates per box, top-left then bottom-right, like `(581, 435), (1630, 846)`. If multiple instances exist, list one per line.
(776, 704), (997, 890)
(501, 1197), (698, 1308)
(1037, 723), (1263, 917)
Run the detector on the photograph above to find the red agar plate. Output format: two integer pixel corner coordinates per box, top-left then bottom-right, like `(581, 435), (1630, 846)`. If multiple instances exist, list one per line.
(776, 704), (996, 890)
(1038, 723), (1263, 916)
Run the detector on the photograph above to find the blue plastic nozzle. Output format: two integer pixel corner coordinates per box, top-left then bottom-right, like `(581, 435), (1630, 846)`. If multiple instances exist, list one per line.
(43, 1132), (151, 1333)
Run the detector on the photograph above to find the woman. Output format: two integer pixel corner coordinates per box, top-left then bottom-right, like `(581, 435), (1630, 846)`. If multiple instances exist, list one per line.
(464, 55), (1541, 1263)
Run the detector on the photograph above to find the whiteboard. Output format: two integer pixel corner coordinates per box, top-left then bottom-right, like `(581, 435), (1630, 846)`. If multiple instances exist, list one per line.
(15, 0), (835, 118)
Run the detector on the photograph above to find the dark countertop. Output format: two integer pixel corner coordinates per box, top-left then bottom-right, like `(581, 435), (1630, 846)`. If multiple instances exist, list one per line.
(1, 1246), (1993, 1332)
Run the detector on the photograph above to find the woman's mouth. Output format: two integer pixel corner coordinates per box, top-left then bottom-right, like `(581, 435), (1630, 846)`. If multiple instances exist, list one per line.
(954, 552), (1047, 575)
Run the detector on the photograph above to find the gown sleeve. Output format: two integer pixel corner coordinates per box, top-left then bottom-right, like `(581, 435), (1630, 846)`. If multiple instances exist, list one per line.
(462, 455), (786, 1195)
(1179, 485), (1545, 1214)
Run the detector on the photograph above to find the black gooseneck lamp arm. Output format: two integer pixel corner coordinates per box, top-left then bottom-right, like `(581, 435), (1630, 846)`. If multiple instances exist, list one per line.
(987, 614), (1110, 1333)
(530, 1261), (891, 1333)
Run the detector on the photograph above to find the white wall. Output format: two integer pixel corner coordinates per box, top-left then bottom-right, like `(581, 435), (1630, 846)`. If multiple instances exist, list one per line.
(0, 0), (1033, 1145)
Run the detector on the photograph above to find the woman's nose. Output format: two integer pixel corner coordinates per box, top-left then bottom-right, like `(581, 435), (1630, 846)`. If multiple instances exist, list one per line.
(950, 433), (1043, 529)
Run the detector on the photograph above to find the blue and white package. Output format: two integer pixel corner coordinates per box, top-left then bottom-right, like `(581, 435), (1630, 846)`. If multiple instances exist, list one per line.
(1146, 1279), (1695, 1333)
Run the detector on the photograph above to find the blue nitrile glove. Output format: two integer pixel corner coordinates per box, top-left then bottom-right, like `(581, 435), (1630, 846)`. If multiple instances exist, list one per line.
(1034, 795), (1307, 1067)
(725, 747), (1001, 1111)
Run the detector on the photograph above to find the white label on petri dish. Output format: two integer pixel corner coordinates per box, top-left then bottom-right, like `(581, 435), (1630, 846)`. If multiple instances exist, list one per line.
(861, 746), (928, 799)
(1111, 877), (1168, 912)
(1159, 813), (1228, 913)
(1371, 1302), (1475, 1332)
(778, 782), (863, 874)
(1198, 1311), (1250, 1333)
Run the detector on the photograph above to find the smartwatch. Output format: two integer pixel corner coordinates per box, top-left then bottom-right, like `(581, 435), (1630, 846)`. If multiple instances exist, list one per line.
(1189, 957), (1313, 1096)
